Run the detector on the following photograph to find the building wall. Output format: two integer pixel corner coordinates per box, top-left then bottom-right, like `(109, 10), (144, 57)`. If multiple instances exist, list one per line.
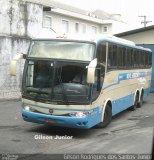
(27, 3), (43, 37)
(0, 36), (30, 99)
(0, 0), (21, 36)
(43, 12), (103, 34)
(118, 30), (154, 44)
(111, 21), (128, 34)
(0, 0), (43, 37)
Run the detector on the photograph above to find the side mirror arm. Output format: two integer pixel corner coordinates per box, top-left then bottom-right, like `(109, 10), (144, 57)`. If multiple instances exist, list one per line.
(10, 53), (27, 76)
(87, 58), (97, 84)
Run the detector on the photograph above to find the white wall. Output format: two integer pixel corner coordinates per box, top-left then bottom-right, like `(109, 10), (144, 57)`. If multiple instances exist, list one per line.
(117, 30), (154, 44)
(44, 12), (102, 35)
(26, 3), (43, 37)
(0, 36), (30, 99)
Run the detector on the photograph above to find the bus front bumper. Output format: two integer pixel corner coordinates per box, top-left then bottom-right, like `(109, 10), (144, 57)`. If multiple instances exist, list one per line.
(22, 109), (101, 129)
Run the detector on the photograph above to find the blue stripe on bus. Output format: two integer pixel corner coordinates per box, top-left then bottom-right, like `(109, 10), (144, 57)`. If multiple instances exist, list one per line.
(112, 87), (150, 116)
(103, 71), (151, 90)
(119, 72), (151, 81)
(112, 94), (134, 115)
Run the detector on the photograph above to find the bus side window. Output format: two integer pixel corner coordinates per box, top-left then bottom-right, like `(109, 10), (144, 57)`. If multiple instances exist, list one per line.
(140, 51), (145, 68)
(108, 43), (117, 70)
(131, 49), (134, 68)
(145, 51), (151, 68)
(92, 68), (102, 100)
(145, 51), (148, 68)
(108, 44), (112, 68)
(117, 46), (122, 68)
(149, 52), (152, 67)
(126, 48), (132, 68)
(134, 50), (138, 68)
(117, 46), (125, 69)
(138, 50), (142, 68)
(96, 43), (106, 66)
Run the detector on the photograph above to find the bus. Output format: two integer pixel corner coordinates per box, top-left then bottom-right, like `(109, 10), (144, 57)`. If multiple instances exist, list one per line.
(10, 35), (152, 129)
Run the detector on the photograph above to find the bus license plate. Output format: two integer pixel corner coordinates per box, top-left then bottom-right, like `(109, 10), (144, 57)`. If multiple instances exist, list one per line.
(45, 119), (56, 123)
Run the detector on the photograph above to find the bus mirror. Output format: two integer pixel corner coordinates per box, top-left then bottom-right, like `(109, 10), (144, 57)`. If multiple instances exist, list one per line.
(87, 58), (97, 84)
(10, 53), (26, 76)
(22, 53), (27, 59)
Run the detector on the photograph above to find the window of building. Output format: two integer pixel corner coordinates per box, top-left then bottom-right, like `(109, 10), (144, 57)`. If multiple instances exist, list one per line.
(43, 16), (52, 28)
(81, 23), (86, 33)
(75, 23), (79, 33)
(62, 20), (69, 33)
(91, 26), (97, 34)
(43, 6), (51, 11)
(19, 4), (25, 20)
(103, 26), (108, 32)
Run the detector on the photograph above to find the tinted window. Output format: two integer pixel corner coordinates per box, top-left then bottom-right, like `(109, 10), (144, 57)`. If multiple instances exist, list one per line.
(108, 43), (117, 69)
(107, 43), (152, 70)
(134, 50), (137, 68)
(117, 46), (126, 69)
(97, 43), (106, 65)
(126, 48), (132, 68)
(140, 51), (145, 68)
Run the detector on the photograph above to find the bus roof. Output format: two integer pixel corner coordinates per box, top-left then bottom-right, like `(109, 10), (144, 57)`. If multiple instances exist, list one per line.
(32, 34), (152, 52)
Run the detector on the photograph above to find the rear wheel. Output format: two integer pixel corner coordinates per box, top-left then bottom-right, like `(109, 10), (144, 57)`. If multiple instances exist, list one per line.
(97, 104), (112, 128)
(128, 93), (139, 111)
(137, 91), (144, 108)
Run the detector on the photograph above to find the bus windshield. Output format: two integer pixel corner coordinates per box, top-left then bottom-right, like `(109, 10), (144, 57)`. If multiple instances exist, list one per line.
(22, 60), (103, 104)
(29, 41), (95, 61)
(23, 60), (89, 104)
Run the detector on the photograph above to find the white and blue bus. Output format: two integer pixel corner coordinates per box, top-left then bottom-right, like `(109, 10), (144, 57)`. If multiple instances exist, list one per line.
(11, 35), (152, 129)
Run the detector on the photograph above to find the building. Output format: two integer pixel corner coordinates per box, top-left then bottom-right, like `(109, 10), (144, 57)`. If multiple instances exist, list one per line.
(115, 25), (154, 92)
(0, 0), (125, 99)
(0, 0), (125, 37)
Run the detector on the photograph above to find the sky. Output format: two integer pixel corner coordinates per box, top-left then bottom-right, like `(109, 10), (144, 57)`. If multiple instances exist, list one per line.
(55, 0), (154, 31)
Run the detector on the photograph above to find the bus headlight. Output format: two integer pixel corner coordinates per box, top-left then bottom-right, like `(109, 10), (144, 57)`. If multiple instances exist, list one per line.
(23, 105), (30, 111)
(22, 105), (36, 112)
(69, 111), (89, 117)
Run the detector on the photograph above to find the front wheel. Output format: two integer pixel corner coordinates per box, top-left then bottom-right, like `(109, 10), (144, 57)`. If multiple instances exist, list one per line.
(96, 105), (112, 128)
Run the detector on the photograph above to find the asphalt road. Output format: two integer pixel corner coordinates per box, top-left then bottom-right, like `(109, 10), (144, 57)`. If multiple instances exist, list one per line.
(0, 94), (154, 159)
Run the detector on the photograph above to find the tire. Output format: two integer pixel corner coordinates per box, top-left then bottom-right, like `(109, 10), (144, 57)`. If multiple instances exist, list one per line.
(96, 105), (112, 128)
(137, 91), (144, 108)
(128, 93), (139, 111)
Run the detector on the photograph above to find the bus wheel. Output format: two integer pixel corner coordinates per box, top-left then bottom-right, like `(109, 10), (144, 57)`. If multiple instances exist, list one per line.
(96, 105), (112, 128)
(128, 94), (139, 111)
(137, 91), (144, 108)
